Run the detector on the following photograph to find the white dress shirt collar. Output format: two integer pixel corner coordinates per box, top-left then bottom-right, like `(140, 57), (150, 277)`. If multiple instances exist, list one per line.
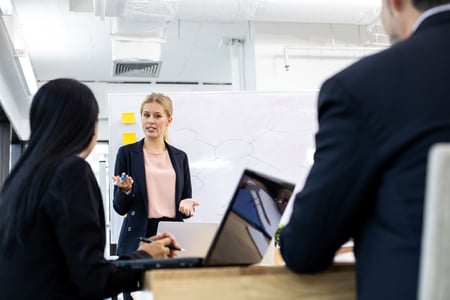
(412, 3), (450, 33)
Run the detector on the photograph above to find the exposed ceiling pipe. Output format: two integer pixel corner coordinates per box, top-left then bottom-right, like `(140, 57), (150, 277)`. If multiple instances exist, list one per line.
(93, 0), (106, 21)
(96, 0), (381, 25)
(95, 0), (382, 45)
(283, 45), (386, 71)
(92, 0), (383, 78)
(176, 0), (380, 24)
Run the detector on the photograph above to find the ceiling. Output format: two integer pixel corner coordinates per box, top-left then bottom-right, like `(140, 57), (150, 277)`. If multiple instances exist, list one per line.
(8, 0), (382, 85)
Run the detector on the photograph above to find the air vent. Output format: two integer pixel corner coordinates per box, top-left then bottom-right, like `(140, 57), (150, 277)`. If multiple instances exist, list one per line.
(113, 60), (162, 78)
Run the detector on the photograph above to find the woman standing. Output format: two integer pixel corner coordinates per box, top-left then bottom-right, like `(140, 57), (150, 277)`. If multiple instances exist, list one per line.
(112, 92), (199, 257)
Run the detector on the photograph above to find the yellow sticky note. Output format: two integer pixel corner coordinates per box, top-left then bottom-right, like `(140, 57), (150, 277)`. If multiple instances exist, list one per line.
(122, 132), (137, 145)
(121, 112), (135, 124)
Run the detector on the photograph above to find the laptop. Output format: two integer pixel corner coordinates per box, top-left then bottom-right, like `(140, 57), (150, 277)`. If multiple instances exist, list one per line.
(156, 221), (218, 257)
(114, 169), (295, 270)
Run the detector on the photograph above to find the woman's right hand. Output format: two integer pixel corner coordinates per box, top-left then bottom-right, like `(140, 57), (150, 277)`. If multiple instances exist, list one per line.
(137, 232), (181, 259)
(112, 172), (134, 194)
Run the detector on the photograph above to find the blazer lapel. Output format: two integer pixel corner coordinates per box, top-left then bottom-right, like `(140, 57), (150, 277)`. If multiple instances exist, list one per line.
(166, 143), (182, 202)
(131, 139), (149, 212)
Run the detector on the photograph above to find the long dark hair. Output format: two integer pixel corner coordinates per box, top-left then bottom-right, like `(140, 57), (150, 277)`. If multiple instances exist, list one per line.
(0, 78), (99, 252)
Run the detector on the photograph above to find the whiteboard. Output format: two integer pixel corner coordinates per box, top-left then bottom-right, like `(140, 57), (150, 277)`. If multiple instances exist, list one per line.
(108, 91), (318, 243)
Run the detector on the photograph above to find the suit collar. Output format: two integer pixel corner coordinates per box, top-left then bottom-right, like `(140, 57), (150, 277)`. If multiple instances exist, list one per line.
(413, 6), (450, 33)
(130, 139), (145, 153)
(165, 142), (180, 157)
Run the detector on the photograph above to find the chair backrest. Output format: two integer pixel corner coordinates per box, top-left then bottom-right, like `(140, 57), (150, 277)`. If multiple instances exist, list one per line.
(418, 143), (450, 300)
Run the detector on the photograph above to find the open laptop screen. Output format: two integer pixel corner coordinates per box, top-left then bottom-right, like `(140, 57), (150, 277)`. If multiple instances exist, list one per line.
(205, 169), (295, 266)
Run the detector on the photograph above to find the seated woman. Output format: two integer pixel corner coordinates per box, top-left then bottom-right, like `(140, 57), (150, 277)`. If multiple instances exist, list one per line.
(0, 78), (181, 299)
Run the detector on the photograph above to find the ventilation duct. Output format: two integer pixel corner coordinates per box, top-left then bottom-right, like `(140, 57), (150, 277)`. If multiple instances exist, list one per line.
(93, 0), (381, 78)
(111, 36), (162, 77)
(94, 0), (180, 20)
(176, 0), (380, 24)
(111, 18), (167, 41)
(94, 0), (181, 78)
(94, 0), (380, 25)
(113, 60), (162, 77)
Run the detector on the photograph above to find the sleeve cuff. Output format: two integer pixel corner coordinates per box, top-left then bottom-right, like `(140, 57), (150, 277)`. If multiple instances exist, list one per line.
(119, 250), (153, 260)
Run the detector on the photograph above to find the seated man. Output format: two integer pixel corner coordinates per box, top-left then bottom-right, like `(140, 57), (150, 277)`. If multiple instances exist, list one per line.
(280, 1), (450, 299)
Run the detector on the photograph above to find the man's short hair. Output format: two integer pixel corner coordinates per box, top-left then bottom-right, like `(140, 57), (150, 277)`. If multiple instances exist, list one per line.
(413, 0), (450, 11)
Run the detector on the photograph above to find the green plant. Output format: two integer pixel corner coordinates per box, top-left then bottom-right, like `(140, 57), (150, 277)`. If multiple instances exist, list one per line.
(274, 224), (284, 248)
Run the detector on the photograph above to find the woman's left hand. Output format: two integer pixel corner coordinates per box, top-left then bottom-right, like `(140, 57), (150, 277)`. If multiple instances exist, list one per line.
(179, 198), (200, 216)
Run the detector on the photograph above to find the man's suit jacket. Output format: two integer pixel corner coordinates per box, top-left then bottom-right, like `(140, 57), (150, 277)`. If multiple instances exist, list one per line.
(280, 10), (450, 300)
(113, 139), (192, 255)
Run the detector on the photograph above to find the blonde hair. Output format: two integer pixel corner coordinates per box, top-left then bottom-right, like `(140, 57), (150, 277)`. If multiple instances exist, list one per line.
(140, 92), (173, 141)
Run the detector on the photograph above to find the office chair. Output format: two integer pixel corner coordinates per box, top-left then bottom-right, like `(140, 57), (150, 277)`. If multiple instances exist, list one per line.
(418, 143), (450, 300)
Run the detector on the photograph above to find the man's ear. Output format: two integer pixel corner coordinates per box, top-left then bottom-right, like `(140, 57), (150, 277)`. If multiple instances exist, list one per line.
(386, 0), (409, 18)
(391, 0), (406, 12)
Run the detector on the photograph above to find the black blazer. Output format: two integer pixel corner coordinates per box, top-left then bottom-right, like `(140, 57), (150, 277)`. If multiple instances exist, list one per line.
(280, 11), (450, 300)
(0, 156), (150, 299)
(113, 139), (192, 255)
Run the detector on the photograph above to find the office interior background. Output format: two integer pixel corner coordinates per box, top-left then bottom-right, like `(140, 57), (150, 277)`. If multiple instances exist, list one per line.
(0, 0), (388, 249)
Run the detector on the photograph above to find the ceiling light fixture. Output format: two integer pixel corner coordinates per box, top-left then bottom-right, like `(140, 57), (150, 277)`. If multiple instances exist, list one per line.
(0, 0), (13, 15)
(14, 49), (38, 95)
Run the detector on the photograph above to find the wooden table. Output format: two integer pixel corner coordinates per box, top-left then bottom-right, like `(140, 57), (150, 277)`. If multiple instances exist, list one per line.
(144, 263), (355, 300)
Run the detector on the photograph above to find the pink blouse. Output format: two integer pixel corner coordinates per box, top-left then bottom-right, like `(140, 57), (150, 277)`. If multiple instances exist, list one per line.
(143, 149), (176, 218)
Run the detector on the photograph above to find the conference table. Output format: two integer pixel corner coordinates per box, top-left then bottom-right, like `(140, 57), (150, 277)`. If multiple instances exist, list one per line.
(143, 247), (356, 300)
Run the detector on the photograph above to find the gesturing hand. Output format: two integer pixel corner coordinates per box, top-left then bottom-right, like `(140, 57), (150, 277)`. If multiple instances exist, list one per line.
(179, 198), (200, 217)
(111, 172), (134, 194)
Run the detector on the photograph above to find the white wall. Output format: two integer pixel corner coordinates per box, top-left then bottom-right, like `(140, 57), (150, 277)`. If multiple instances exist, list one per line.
(86, 81), (234, 141)
(254, 22), (386, 91)
(87, 22), (387, 142)
(1, 18), (388, 142)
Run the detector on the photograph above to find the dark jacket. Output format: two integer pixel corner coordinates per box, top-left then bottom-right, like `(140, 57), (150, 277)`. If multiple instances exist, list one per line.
(113, 139), (192, 255)
(280, 11), (450, 300)
(0, 156), (149, 299)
